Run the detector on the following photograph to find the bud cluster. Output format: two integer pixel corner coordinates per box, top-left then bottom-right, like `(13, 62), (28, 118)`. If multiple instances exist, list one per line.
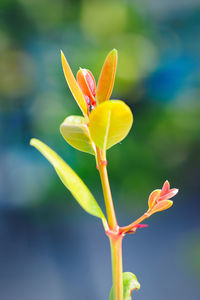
(147, 180), (178, 216)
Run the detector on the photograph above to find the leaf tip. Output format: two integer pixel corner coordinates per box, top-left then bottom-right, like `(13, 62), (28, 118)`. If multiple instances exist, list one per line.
(60, 49), (64, 60)
(108, 48), (118, 64)
(60, 50), (68, 68)
(110, 48), (118, 56)
(30, 138), (37, 147)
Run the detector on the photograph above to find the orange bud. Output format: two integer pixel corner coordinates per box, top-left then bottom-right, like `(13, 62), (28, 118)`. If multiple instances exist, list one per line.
(148, 200), (173, 216)
(148, 189), (161, 209)
(77, 68), (96, 106)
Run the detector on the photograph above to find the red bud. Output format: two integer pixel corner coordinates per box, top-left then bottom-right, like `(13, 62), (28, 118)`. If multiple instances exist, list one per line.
(77, 68), (96, 106)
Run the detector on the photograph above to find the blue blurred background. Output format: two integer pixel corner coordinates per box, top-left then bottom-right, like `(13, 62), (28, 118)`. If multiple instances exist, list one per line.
(0, 0), (200, 299)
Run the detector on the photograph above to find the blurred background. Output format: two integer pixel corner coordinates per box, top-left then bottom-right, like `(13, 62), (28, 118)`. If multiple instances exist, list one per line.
(0, 0), (200, 299)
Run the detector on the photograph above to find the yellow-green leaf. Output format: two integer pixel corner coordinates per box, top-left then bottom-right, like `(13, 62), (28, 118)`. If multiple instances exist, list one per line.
(110, 272), (140, 300)
(89, 100), (133, 157)
(30, 138), (107, 228)
(96, 49), (118, 104)
(61, 50), (88, 119)
(60, 115), (96, 155)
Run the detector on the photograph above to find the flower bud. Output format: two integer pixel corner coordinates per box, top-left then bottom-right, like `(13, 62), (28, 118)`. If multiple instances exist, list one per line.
(77, 68), (96, 106)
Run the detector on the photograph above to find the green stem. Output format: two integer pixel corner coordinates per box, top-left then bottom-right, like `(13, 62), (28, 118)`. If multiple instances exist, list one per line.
(96, 148), (117, 230)
(110, 235), (124, 300)
(96, 147), (123, 300)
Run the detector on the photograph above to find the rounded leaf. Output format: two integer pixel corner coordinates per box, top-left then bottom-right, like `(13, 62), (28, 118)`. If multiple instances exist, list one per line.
(60, 115), (96, 155)
(89, 100), (133, 157)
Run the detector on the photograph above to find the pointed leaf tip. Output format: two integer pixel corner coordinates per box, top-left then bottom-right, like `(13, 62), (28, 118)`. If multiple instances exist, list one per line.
(134, 224), (149, 228)
(111, 48), (118, 55)
(160, 188), (179, 201)
(161, 180), (170, 196)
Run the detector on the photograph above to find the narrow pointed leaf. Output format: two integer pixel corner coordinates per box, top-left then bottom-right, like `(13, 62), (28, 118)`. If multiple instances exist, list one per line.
(60, 115), (96, 155)
(110, 272), (140, 300)
(30, 138), (107, 226)
(61, 51), (88, 118)
(96, 49), (118, 104)
(159, 188), (179, 201)
(160, 180), (170, 196)
(149, 200), (173, 215)
(89, 100), (133, 157)
(134, 224), (149, 228)
(148, 189), (161, 209)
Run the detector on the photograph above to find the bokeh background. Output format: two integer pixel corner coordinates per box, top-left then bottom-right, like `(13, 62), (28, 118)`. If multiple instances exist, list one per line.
(0, 0), (200, 299)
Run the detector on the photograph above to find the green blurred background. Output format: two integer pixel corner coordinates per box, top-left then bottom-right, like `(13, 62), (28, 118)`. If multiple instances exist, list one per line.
(0, 0), (199, 299)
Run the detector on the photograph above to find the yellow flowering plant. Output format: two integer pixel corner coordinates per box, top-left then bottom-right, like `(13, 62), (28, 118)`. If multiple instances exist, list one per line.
(30, 49), (178, 300)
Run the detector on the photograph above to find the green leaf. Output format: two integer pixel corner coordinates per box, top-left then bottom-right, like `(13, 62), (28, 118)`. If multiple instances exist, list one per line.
(60, 115), (96, 155)
(96, 49), (118, 104)
(89, 100), (133, 158)
(30, 138), (107, 228)
(61, 50), (88, 119)
(109, 272), (140, 300)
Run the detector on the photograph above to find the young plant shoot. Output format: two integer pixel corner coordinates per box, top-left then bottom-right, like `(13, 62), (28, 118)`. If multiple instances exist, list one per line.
(30, 49), (178, 300)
